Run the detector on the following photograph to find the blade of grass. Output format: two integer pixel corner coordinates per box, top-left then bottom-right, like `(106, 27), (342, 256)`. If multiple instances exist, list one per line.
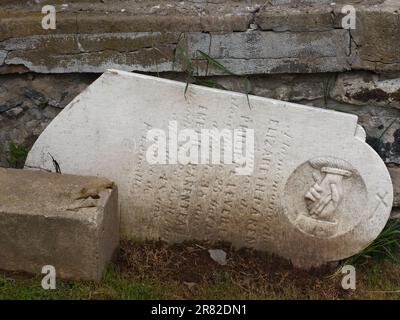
(175, 47), (252, 106)
(340, 220), (400, 267)
(172, 32), (185, 71)
(184, 78), (190, 98)
(178, 46), (192, 71)
(196, 50), (236, 76)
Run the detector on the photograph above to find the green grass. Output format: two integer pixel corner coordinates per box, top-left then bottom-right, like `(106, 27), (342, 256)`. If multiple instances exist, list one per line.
(7, 142), (28, 167)
(2, 220), (400, 300)
(342, 220), (400, 267)
(2, 238), (400, 300)
(173, 33), (251, 108)
(2, 262), (400, 300)
(0, 268), (165, 300)
(0, 269), (246, 300)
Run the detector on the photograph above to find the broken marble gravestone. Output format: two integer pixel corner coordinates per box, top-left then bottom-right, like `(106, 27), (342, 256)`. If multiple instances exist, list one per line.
(25, 70), (393, 268)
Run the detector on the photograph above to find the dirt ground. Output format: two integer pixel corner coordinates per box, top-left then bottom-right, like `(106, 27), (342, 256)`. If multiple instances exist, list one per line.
(1, 240), (400, 300)
(115, 240), (400, 300)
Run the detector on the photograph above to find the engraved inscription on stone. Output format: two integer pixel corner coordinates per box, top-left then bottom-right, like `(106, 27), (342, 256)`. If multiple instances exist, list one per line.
(25, 70), (394, 268)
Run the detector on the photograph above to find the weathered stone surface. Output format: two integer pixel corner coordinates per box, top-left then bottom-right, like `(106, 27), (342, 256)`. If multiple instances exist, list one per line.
(0, 0), (385, 37)
(389, 166), (400, 208)
(346, 1), (400, 72)
(1, 32), (179, 74)
(0, 168), (119, 280)
(0, 1), (253, 39)
(193, 30), (351, 75)
(0, 98), (23, 113)
(1, 30), (350, 74)
(256, 0), (389, 33)
(391, 208), (400, 219)
(256, 4), (335, 31)
(323, 103), (400, 166)
(0, 1), (398, 74)
(226, 73), (332, 102)
(0, 51), (6, 65)
(2, 71), (400, 170)
(331, 73), (400, 109)
(0, 73), (96, 168)
(26, 70), (393, 268)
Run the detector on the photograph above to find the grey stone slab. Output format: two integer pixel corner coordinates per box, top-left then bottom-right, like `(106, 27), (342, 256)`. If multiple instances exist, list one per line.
(0, 168), (119, 281)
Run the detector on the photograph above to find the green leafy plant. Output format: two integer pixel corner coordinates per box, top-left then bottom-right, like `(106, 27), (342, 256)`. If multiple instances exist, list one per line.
(342, 220), (400, 266)
(7, 143), (28, 167)
(173, 33), (251, 108)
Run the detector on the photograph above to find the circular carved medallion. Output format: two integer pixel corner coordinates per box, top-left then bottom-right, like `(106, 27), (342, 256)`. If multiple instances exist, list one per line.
(284, 157), (368, 238)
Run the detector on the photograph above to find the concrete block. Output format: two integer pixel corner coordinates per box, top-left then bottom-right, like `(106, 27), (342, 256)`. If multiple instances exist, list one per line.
(0, 168), (119, 281)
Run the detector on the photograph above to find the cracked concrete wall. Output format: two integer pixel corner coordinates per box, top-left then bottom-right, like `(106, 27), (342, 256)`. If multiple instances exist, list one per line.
(0, 1), (398, 74)
(0, 30), (352, 74)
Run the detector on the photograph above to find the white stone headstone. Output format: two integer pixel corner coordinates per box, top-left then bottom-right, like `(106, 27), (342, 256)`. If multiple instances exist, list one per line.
(25, 70), (393, 268)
